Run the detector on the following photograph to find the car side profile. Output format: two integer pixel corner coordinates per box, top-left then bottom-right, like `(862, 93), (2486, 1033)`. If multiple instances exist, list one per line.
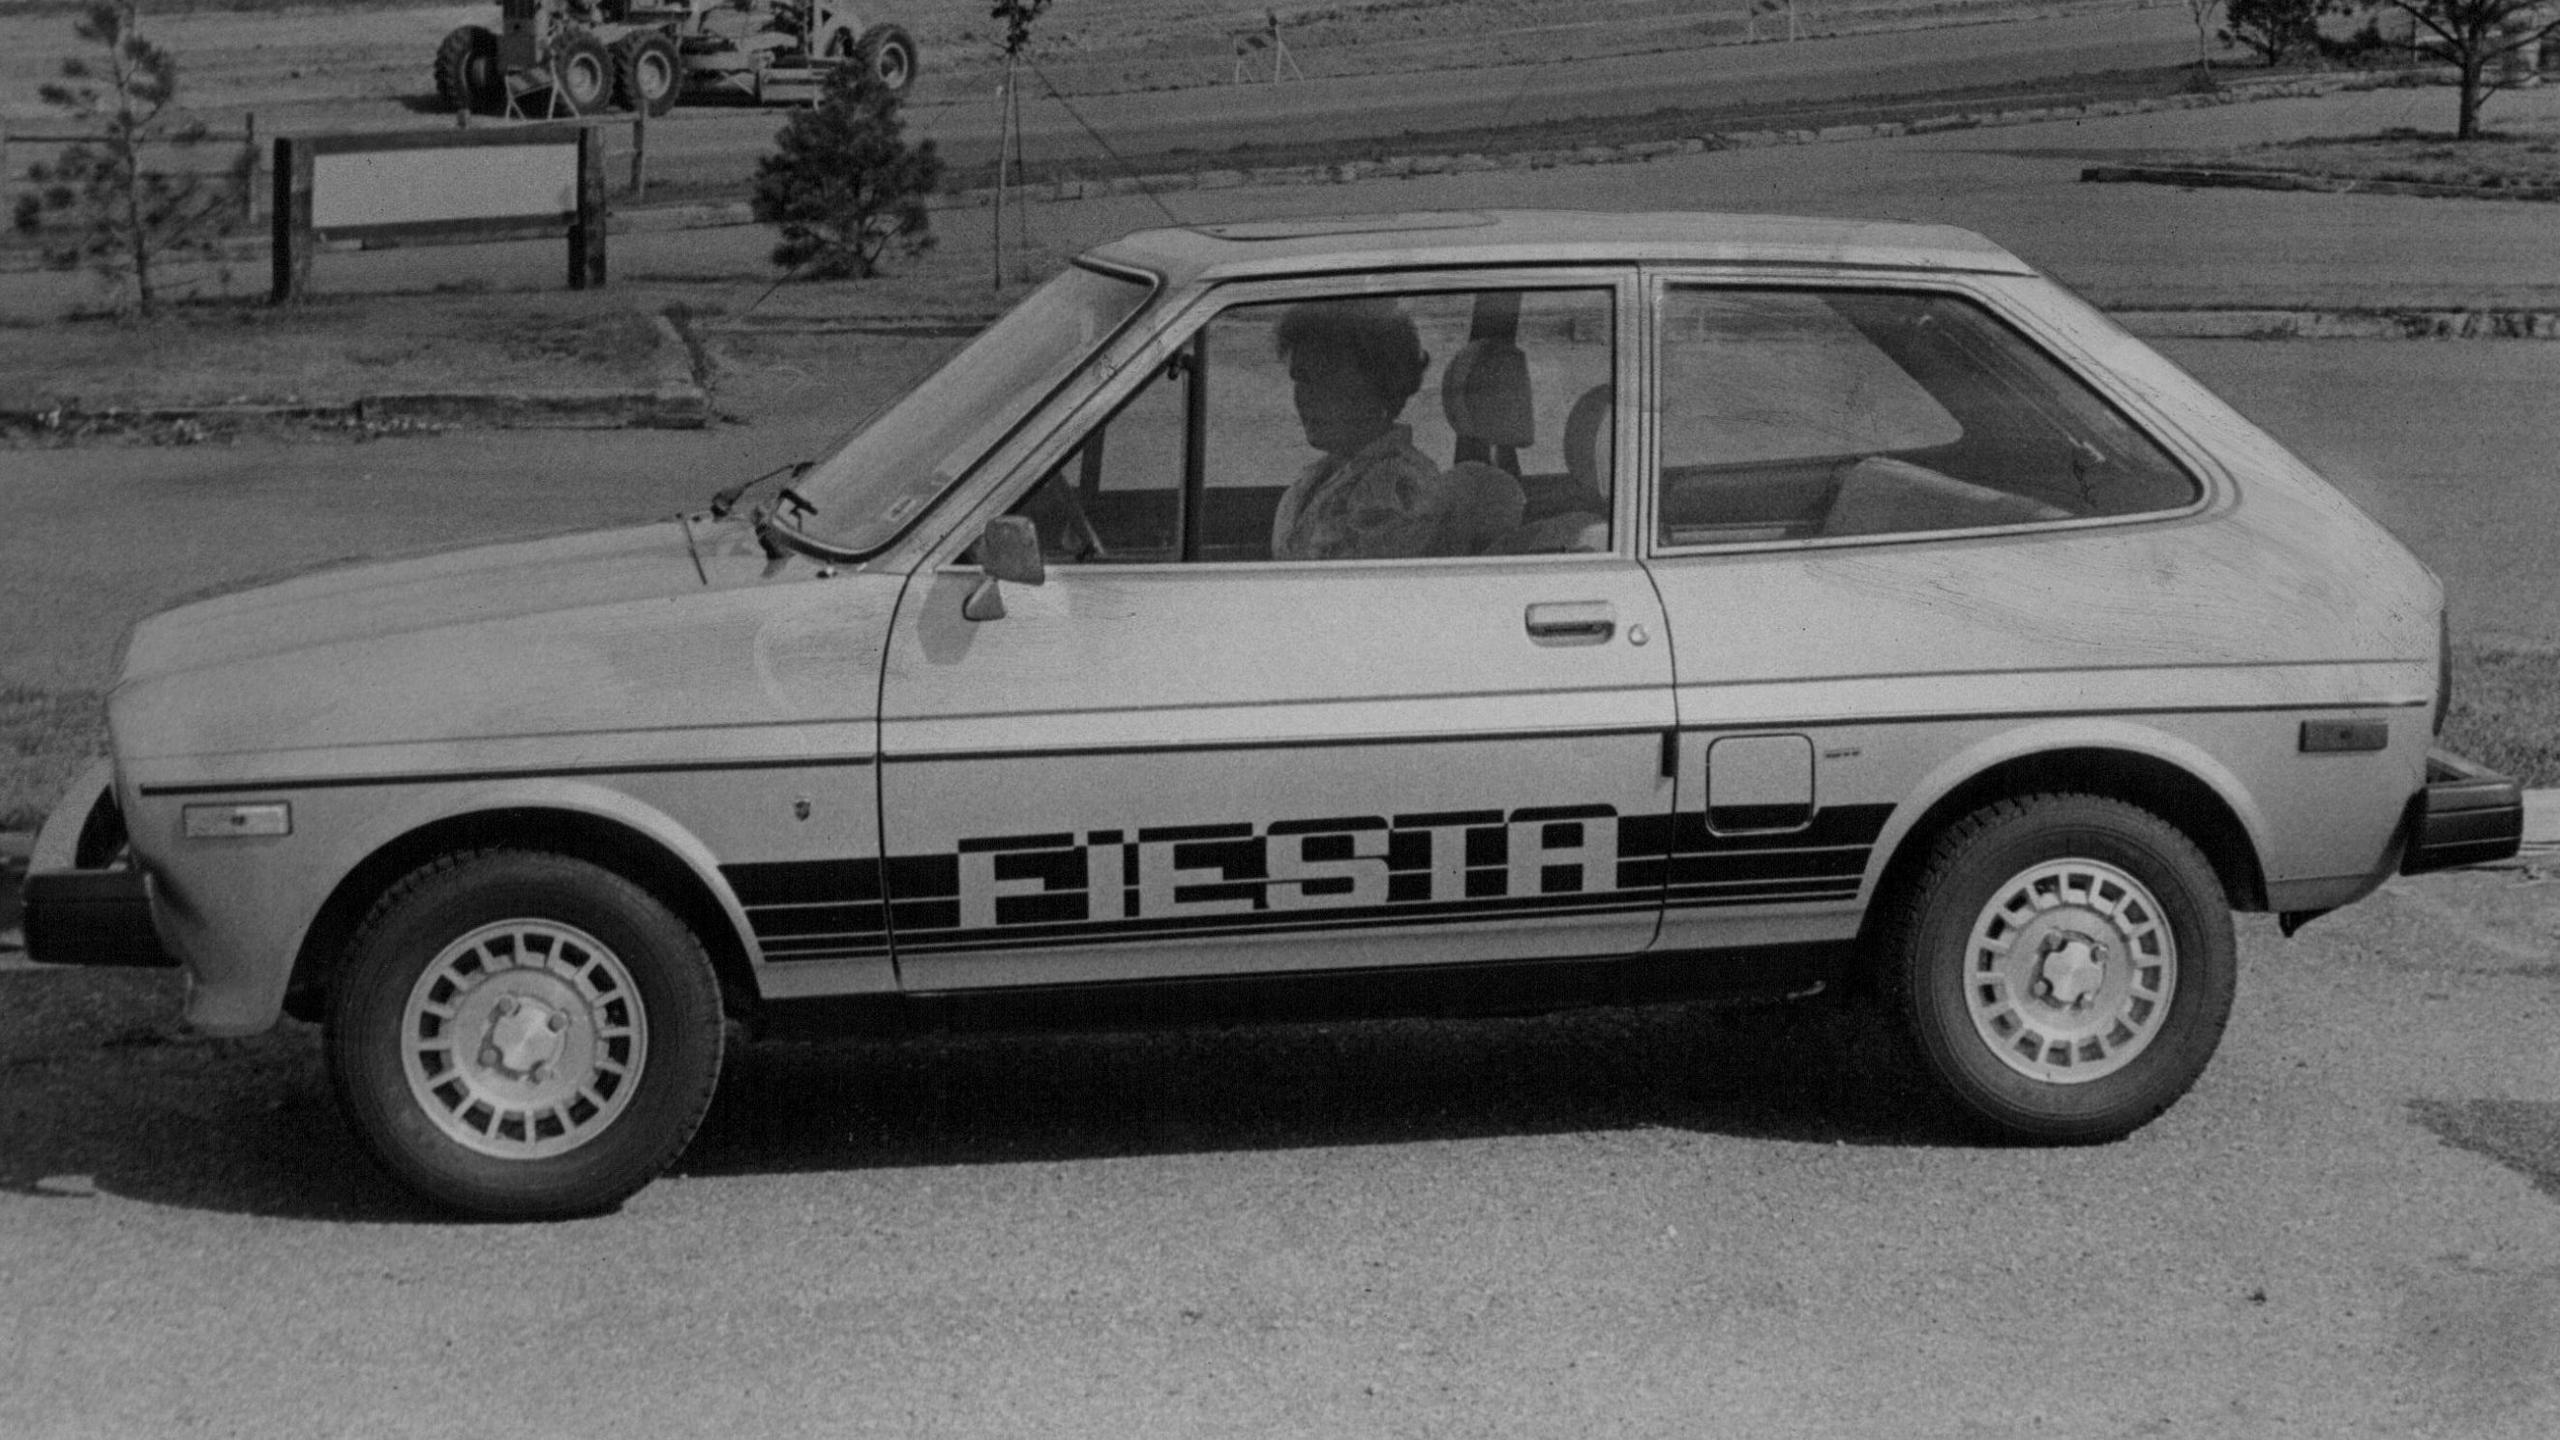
(25, 210), (2523, 1218)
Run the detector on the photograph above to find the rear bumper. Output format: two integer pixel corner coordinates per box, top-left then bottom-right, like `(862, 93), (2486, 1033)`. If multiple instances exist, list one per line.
(2400, 748), (2525, 876)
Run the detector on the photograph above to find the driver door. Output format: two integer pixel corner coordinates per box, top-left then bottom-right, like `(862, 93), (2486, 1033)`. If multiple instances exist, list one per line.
(874, 275), (1679, 991)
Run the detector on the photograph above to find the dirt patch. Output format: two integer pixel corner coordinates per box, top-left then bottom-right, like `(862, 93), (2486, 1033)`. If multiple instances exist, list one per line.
(0, 291), (667, 415)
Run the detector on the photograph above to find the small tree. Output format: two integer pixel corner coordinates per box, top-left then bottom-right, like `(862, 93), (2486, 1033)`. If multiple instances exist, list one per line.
(2220, 0), (2335, 64)
(2187, 0), (2225, 81)
(750, 58), (943, 280)
(2376, 0), (2560, 137)
(13, 0), (247, 317)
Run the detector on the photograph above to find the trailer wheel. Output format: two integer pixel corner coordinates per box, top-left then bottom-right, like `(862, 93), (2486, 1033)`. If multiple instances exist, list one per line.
(615, 31), (682, 116)
(433, 25), (502, 114)
(857, 24), (918, 94)
(549, 29), (616, 116)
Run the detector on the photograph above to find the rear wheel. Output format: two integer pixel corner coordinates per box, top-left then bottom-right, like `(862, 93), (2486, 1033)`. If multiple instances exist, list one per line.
(615, 30), (682, 116)
(548, 28), (616, 116)
(433, 25), (502, 114)
(1883, 794), (2236, 1143)
(325, 850), (725, 1219)
(857, 23), (918, 93)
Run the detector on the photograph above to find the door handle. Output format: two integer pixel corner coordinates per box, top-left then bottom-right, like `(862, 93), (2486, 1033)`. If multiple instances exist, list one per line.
(1524, 601), (1616, 644)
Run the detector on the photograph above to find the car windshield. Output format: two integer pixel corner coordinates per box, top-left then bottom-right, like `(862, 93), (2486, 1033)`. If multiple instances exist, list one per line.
(789, 263), (1157, 553)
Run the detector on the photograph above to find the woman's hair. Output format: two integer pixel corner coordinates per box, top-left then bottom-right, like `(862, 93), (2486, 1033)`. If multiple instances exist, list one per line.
(1274, 299), (1429, 406)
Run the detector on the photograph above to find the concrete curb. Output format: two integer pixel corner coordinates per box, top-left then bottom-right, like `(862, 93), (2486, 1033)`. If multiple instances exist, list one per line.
(5, 788), (2555, 969)
(2114, 308), (2560, 341)
(2082, 163), (2560, 205)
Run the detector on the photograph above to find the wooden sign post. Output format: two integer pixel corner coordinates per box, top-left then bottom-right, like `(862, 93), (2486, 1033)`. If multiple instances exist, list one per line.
(272, 124), (607, 303)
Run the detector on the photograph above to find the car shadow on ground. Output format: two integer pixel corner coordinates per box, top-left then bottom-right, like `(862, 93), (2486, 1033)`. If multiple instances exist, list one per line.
(1, 967), (1992, 1220)
(673, 999), (1985, 1180)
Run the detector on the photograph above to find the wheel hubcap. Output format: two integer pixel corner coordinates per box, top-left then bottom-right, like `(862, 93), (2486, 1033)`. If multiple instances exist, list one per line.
(401, 919), (647, 1159)
(1964, 858), (2176, 1083)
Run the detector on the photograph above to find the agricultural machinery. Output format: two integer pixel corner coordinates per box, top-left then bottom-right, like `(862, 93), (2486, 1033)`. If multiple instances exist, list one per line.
(434, 1), (919, 117)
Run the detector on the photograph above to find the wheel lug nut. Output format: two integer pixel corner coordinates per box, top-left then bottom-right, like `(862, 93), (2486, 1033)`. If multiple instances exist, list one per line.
(479, 1045), (502, 1069)
(495, 997), (520, 1017)
(546, 1011), (569, 1034)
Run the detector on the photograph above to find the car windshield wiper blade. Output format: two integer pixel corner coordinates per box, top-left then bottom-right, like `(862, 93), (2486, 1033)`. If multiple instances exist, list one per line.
(708, 459), (815, 520)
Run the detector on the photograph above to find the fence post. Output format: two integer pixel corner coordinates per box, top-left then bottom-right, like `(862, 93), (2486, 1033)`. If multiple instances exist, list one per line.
(271, 135), (312, 303)
(570, 125), (608, 289)
(629, 110), (648, 199)
(0, 122), (11, 221)
(239, 112), (258, 226)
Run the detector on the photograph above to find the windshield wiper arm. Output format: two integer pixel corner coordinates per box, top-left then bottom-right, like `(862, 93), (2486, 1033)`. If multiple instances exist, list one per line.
(708, 459), (815, 520)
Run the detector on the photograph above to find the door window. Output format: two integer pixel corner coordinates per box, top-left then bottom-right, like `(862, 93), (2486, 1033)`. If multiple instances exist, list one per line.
(1655, 288), (2200, 548)
(1010, 286), (1618, 563)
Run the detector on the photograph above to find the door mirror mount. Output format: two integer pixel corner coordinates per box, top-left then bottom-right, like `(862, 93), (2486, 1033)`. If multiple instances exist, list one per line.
(964, 514), (1046, 622)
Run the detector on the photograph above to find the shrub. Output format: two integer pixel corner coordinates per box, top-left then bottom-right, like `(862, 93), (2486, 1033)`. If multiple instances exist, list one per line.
(749, 56), (943, 281)
(2221, 0), (2335, 64)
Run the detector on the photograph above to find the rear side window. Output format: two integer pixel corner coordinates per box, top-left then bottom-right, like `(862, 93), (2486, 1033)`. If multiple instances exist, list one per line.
(1655, 288), (2199, 548)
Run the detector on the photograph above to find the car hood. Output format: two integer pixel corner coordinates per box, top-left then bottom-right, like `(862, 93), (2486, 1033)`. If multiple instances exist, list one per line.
(109, 520), (899, 768)
(122, 522), (712, 684)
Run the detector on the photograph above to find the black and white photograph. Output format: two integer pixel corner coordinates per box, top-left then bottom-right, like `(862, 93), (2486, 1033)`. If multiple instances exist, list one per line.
(3, 0), (2556, 1434)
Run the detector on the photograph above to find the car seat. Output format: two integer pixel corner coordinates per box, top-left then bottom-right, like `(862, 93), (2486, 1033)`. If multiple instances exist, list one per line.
(1434, 339), (1533, 554)
(1486, 382), (1611, 554)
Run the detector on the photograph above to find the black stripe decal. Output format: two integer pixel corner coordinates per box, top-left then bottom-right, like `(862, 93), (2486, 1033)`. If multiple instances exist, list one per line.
(724, 802), (1891, 964)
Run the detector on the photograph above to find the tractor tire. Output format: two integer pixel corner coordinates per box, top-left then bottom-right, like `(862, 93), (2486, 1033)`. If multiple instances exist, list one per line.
(615, 30), (682, 116)
(857, 23), (918, 94)
(548, 28), (616, 116)
(433, 25), (503, 115)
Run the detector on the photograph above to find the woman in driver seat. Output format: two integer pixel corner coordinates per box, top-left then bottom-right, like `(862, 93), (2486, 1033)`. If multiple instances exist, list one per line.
(1269, 299), (1454, 560)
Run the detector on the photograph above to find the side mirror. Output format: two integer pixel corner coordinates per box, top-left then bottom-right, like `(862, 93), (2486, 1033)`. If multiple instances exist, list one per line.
(963, 514), (1045, 622)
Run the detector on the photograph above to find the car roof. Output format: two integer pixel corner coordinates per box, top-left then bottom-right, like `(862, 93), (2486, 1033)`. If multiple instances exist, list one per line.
(1086, 209), (2037, 285)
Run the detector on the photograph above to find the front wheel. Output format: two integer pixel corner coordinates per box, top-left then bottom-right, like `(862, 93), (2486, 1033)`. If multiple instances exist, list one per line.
(326, 850), (725, 1219)
(1883, 794), (2236, 1143)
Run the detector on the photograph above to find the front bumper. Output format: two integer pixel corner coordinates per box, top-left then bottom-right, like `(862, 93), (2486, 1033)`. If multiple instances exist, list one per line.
(2399, 748), (2526, 876)
(21, 758), (176, 970)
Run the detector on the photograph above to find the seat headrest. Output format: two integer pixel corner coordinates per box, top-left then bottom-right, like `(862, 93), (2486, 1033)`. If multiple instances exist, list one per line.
(1440, 340), (1536, 450)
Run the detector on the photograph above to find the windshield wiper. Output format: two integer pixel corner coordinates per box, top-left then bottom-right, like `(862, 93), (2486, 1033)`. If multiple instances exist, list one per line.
(708, 459), (815, 520)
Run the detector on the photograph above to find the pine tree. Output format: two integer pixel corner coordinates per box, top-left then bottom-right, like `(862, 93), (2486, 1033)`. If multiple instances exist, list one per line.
(750, 58), (943, 281)
(13, 0), (247, 316)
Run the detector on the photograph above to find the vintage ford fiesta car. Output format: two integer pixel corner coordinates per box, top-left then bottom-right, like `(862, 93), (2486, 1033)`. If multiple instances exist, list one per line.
(26, 210), (2524, 1217)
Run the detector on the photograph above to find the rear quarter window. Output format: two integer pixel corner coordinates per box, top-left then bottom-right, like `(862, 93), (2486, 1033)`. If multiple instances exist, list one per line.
(1656, 287), (2200, 548)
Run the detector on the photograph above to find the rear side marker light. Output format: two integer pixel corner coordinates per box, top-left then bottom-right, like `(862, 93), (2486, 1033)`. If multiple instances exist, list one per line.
(182, 802), (291, 839)
(2300, 720), (2388, 754)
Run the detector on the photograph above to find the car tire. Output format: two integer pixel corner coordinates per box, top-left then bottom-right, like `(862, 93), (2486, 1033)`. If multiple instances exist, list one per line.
(325, 849), (725, 1219)
(1882, 793), (2235, 1143)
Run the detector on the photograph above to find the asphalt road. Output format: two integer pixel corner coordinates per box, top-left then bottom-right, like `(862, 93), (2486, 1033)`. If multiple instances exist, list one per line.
(4, 863), (2557, 1438)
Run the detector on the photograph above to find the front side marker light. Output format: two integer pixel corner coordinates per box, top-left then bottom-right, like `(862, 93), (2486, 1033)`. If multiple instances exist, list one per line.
(182, 802), (291, 839)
